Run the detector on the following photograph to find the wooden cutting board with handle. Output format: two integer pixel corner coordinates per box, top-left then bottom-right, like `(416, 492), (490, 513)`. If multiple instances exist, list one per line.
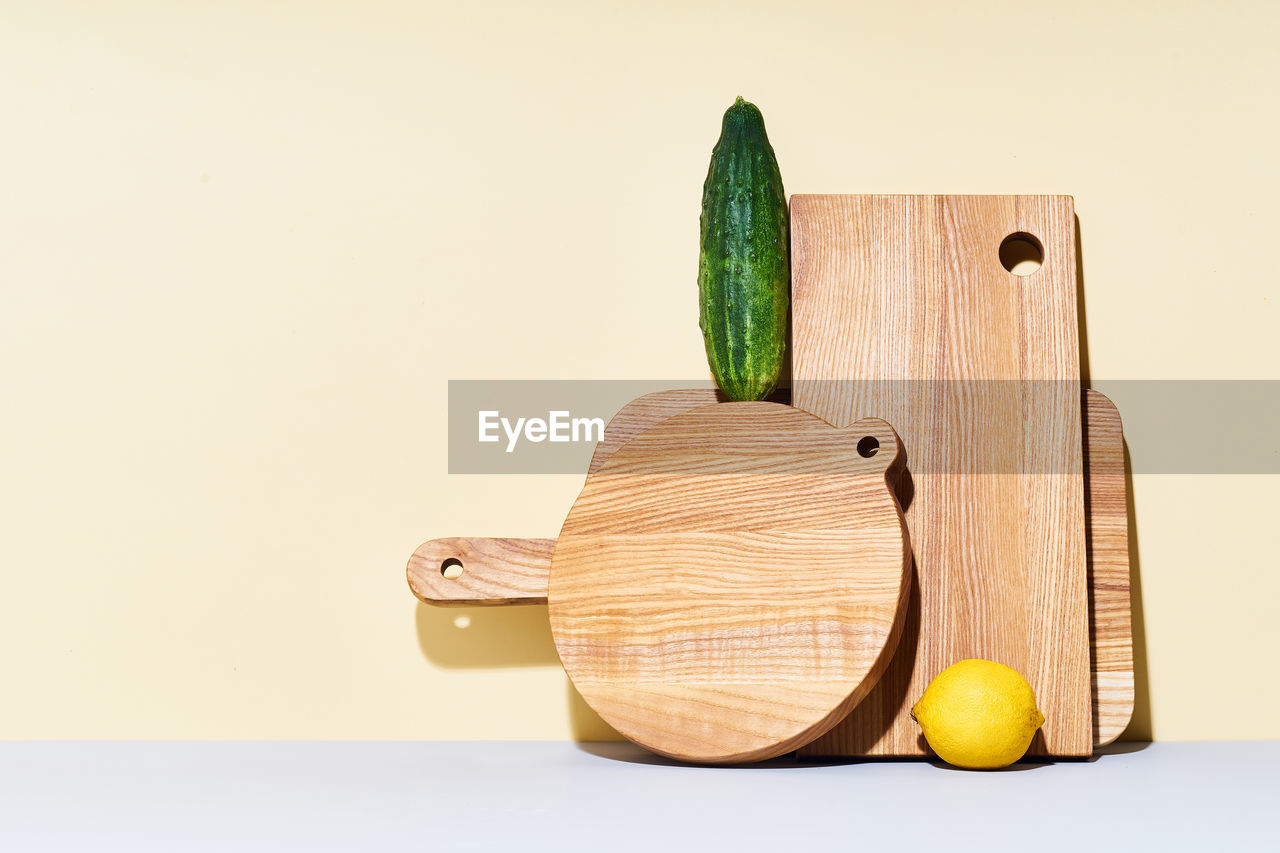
(790, 194), (1091, 757)
(409, 388), (1134, 749)
(415, 401), (913, 763)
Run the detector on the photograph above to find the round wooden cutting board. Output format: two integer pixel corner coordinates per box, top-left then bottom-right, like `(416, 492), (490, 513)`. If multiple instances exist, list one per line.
(547, 401), (911, 763)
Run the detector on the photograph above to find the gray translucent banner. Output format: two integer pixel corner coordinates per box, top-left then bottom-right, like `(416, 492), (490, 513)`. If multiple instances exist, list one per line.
(448, 380), (1280, 475)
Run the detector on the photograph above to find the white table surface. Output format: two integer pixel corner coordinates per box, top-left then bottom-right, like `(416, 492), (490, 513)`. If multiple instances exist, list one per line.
(0, 741), (1273, 851)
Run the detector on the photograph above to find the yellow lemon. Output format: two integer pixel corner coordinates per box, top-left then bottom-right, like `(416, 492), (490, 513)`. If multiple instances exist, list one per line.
(911, 659), (1045, 769)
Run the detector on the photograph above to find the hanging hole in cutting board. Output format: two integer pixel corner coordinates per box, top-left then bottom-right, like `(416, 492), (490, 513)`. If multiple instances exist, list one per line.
(999, 232), (1044, 276)
(440, 558), (465, 580)
(857, 436), (880, 458)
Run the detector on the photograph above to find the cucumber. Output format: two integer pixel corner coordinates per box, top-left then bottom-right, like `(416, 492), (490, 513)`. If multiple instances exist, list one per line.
(698, 96), (789, 402)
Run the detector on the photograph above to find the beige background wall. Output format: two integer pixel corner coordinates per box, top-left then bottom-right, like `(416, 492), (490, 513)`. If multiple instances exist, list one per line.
(2, 1), (1276, 741)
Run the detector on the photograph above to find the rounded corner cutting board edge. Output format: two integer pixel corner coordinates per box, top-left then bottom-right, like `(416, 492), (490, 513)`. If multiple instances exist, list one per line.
(546, 401), (912, 764)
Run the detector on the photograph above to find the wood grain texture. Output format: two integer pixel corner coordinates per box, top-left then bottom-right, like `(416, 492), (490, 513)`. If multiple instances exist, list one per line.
(1084, 391), (1134, 745)
(791, 195), (1092, 757)
(406, 537), (554, 606)
(550, 402), (911, 763)
(587, 389), (726, 475)
(408, 387), (1135, 748)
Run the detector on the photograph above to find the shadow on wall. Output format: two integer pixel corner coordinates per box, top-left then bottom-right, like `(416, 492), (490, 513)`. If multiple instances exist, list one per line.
(1123, 441), (1153, 740)
(414, 602), (621, 741)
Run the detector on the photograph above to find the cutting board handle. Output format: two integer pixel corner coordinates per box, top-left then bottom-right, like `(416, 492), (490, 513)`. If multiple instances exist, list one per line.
(407, 537), (552, 606)
(840, 416), (906, 481)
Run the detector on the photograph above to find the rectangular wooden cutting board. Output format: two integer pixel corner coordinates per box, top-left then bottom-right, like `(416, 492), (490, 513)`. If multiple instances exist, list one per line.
(791, 195), (1092, 757)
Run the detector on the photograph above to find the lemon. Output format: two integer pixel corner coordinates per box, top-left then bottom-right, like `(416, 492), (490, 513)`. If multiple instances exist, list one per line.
(911, 659), (1045, 769)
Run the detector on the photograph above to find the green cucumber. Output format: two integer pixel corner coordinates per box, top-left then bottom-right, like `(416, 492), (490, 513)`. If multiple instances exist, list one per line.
(698, 96), (789, 402)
